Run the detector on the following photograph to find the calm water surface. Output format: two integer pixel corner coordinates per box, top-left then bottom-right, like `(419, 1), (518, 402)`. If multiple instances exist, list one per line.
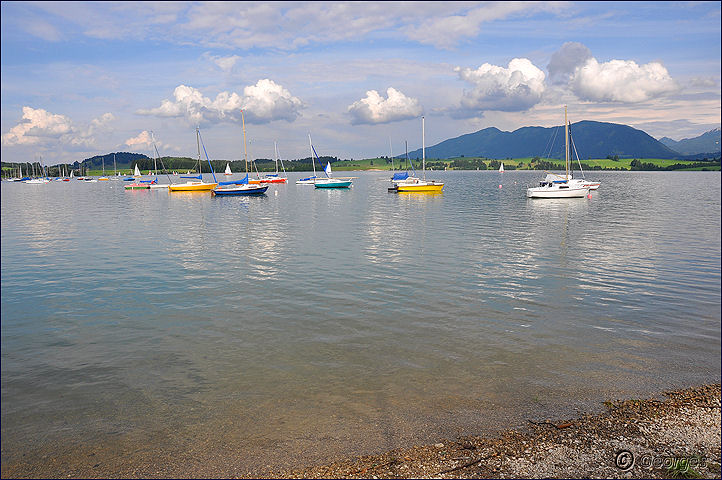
(2, 171), (720, 475)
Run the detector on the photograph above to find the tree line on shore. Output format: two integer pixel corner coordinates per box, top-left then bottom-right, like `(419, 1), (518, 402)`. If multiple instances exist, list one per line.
(2, 154), (720, 178)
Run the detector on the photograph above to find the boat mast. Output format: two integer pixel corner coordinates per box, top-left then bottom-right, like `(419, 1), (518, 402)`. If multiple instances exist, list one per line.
(422, 116), (426, 181)
(309, 134), (316, 177)
(405, 140), (409, 171)
(241, 110), (248, 174)
(389, 137), (394, 171)
(274, 141), (279, 176)
(196, 126), (201, 174)
(565, 105), (569, 180)
(151, 131), (158, 174)
(113, 154), (117, 176)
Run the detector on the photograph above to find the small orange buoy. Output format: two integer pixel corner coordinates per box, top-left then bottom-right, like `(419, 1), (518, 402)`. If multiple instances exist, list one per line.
(587, 192), (592, 199)
(499, 184), (502, 189)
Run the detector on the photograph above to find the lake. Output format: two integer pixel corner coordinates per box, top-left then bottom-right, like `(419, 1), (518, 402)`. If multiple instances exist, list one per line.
(1, 170), (720, 477)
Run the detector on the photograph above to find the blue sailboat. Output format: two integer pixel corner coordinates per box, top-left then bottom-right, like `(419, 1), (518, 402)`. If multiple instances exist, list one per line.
(212, 110), (268, 196)
(212, 173), (268, 196)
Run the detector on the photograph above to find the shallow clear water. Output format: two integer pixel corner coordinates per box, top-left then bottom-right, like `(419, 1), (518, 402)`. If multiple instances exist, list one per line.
(2, 171), (720, 474)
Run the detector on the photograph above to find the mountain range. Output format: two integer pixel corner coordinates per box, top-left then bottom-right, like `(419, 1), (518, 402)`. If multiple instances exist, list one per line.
(72, 123), (721, 167)
(405, 122), (721, 160)
(659, 128), (721, 156)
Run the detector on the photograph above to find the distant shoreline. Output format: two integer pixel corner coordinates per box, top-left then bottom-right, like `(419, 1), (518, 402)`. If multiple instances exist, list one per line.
(2, 156), (721, 179)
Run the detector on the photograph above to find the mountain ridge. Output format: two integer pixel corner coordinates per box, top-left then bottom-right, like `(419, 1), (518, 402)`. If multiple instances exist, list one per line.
(405, 121), (720, 160)
(659, 128), (721, 156)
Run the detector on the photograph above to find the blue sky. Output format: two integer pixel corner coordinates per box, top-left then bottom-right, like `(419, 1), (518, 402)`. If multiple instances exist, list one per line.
(1, 1), (720, 164)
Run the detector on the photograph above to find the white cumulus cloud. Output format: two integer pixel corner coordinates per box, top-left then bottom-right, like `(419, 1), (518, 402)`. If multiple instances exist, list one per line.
(570, 58), (678, 103)
(241, 79), (305, 123)
(138, 79), (304, 125)
(1, 107), (114, 148)
(453, 58), (546, 117)
(125, 130), (154, 148)
(347, 87), (423, 125)
(2, 106), (74, 146)
(124, 130), (173, 153)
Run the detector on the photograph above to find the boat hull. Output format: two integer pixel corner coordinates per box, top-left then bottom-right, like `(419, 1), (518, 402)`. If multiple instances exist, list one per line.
(168, 182), (218, 192)
(526, 186), (588, 198)
(124, 183), (150, 190)
(314, 180), (352, 188)
(212, 185), (268, 196)
(249, 178), (287, 184)
(395, 182), (444, 193)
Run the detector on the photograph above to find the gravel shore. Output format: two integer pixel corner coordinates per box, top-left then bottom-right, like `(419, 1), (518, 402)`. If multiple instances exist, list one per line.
(270, 384), (721, 479)
(2, 384), (719, 479)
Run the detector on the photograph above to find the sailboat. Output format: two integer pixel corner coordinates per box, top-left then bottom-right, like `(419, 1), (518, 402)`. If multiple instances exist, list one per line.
(125, 164), (149, 189)
(168, 128), (219, 192)
(296, 134), (321, 185)
(389, 140), (420, 190)
(224, 163), (233, 175)
(267, 142), (288, 183)
(147, 132), (172, 189)
(212, 110), (268, 196)
(296, 142), (318, 185)
(394, 117), (444, 193)
(314, 160), (352, 188)
(296, 133), (352, 188)
(249, 142), (288, 184)
(99, 156), (109, 180)
(527, 106), (590, 199)
(25, 155), (50, 183)
(499, 162), (505, 173)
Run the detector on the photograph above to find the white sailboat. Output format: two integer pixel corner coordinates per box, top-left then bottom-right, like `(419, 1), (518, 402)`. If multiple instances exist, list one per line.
(224, 163), (232, 175)
(527, 106), (589, 199)
(499, 162), (505, 173)
(313, 159), (353, 188)
(148, 132), (171, 189)
(301, 135), (352, 188)
(296, 134), (320, 185)
(25, 155), (50, 183)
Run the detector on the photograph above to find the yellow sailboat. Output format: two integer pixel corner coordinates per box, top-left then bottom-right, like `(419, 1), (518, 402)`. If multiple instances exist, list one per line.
(394, 116), (444, 193)
(168, 127), (218, 192)
(98, 156), (109, 180)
